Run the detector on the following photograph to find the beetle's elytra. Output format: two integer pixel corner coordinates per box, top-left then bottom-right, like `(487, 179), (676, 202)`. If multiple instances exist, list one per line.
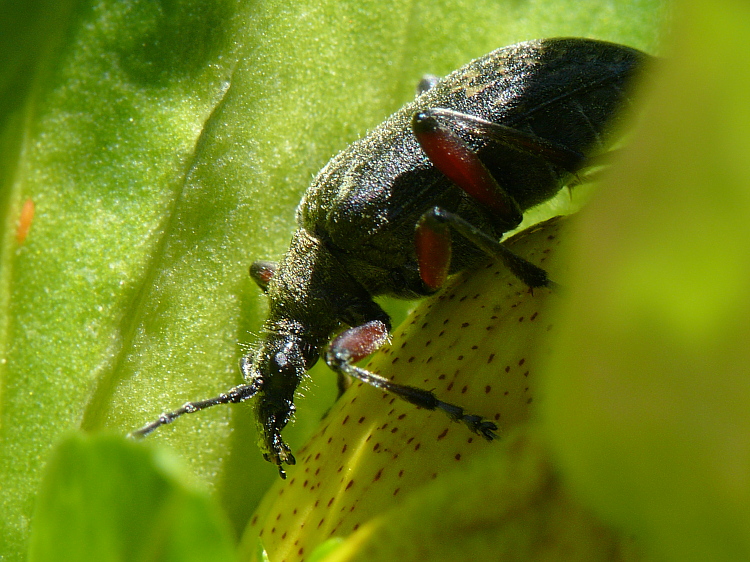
(133, 38), (650, 478)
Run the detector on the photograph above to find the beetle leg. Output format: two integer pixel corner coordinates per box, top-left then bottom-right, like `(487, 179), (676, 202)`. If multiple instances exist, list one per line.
(249, 260), (278, 292)
(418, 206), (559, 291)
(325, 320), (499, 440)
(415, 210), (452, 292)
(416, 108), (588, 173)
(412, 110), (561, 291)
(412, 110), (523, 231)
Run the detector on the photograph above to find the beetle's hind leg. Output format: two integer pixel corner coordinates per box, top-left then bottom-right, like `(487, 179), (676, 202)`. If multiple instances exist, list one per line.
(324, 320), (498, 440)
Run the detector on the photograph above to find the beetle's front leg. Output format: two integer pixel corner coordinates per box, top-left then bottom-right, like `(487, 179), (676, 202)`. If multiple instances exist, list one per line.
(325, 320), (498, 440)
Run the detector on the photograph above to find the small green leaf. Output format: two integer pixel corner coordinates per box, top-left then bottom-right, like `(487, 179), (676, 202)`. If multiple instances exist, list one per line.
(28, 434), (235, 562)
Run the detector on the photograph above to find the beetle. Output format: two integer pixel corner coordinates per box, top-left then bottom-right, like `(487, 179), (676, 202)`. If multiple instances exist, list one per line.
(133, 38), (649, 478)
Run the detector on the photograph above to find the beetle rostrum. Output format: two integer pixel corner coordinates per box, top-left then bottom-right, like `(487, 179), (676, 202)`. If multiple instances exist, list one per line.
(132, 38), (649, 478)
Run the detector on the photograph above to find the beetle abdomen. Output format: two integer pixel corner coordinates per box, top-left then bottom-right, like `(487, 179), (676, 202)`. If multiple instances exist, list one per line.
(300, 38), (647, 250)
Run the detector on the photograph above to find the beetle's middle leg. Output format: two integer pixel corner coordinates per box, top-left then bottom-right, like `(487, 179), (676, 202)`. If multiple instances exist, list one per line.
(325, 320), (498, 440)
(416, 207), (559, 291)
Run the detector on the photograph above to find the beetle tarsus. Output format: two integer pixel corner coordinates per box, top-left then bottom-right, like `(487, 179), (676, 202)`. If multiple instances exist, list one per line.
(435, 402), (499, 440)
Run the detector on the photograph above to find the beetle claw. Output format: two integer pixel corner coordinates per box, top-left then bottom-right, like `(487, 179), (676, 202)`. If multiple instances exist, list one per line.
(461, 414), (499, 441)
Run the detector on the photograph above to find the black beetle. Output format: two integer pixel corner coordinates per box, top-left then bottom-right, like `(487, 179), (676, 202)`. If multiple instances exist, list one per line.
(133, 38), (649, 478)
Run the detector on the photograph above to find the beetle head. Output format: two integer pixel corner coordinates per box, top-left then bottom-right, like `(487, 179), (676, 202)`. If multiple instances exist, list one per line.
(240, 331), (311, 477)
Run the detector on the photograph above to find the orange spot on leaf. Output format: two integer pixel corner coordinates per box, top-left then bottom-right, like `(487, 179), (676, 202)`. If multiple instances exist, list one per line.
(16, 199), (35, 244)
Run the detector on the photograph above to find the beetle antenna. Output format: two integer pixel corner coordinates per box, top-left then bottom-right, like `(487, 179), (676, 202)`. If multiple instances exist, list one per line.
(129, 381), (262, 438)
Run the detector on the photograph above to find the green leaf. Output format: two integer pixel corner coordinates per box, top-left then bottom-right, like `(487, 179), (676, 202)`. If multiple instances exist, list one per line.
(543, 0), (750, 560)
(0, 0), (667, 560)
(307, 538), (345, 562)
(28, 434), (236, 561)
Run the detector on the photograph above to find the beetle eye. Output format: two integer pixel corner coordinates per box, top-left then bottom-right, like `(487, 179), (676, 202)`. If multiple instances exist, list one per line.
(274, 351), (290, 369)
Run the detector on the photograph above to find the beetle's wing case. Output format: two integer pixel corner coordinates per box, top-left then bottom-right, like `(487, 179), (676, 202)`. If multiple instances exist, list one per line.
(298, 38), (646, 254)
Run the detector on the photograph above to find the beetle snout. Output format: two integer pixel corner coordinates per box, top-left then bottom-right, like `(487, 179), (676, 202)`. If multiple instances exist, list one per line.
(243, 335), (309, 477)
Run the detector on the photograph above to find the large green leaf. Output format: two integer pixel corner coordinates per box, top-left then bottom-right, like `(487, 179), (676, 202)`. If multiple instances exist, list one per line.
(0, 0), (666, 559)
(544, 1), (750, 560)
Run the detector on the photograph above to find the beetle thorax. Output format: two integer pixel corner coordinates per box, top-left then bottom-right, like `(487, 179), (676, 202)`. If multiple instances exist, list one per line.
(263, 228), (384, 344)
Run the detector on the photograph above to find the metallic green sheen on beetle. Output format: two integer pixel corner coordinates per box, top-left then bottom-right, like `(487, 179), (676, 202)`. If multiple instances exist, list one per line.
(133, 38), (649, 478)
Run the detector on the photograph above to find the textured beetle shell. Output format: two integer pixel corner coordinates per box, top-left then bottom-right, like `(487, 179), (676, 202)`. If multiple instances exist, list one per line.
(297, 38), (645, 294)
